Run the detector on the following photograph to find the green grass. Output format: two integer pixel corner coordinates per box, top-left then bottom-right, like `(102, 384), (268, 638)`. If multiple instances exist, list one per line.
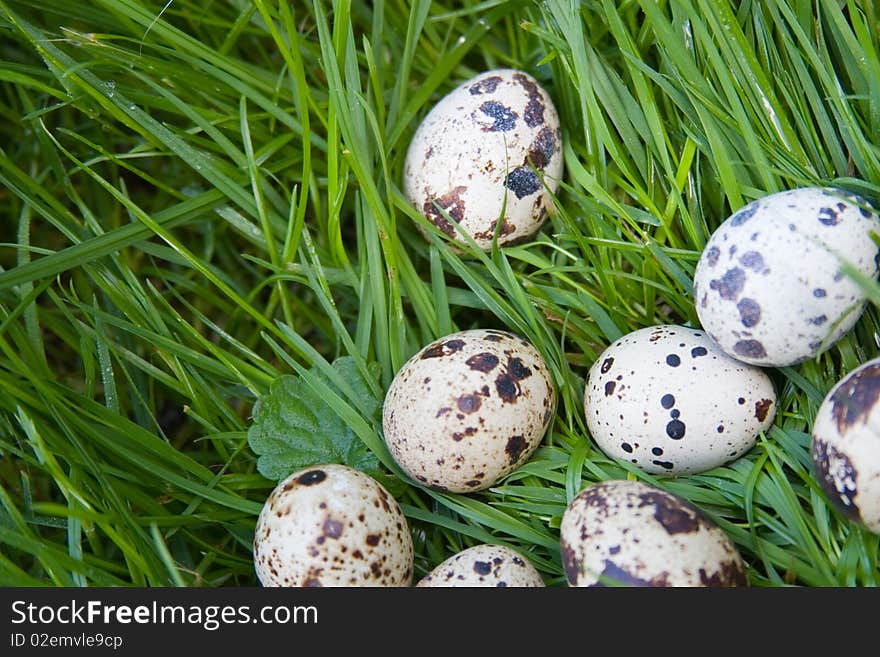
(1, 0), (879, 587)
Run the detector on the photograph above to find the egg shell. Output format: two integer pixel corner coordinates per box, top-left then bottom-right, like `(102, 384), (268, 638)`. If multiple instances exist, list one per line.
(693, 187), (880, 367)
(382, 329), (555, 493)
(812, 358), (880, 534)
(403, 68), (563, 249)
(417, 544), (545, 587)
(560, 479), (747, 587)
(584, 325), (776, 475)
(253, 464), (413, 587)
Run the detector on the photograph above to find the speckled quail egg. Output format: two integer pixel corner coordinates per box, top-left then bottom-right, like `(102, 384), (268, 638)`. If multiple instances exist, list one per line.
(253, 464), (413, 587)
(403, 68), (563, 249)
(584, 325), (776, 476)
(417, 544), (545, 587)
(812, 358), (880, 534)
(693, 187), (880, 367)
(382, 329), (555, 493)
(560, 479), (747, 587)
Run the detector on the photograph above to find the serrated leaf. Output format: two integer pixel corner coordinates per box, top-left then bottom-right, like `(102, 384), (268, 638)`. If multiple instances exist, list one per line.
(247, 357), (381, 480)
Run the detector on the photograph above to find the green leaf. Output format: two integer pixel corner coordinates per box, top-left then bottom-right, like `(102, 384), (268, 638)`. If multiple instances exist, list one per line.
(247, 357), (381, 481)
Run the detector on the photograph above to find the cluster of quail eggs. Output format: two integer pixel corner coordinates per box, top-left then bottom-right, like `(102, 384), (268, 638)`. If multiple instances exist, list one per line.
(690, 187), (880, 538)
(251, 68), (565, 589)
(251, 324), (557, 588)
(584, 187), (880, 524)
(588, 189), (880, 475)
(557, 186), (880, 587)
(252, 67), (880, 588)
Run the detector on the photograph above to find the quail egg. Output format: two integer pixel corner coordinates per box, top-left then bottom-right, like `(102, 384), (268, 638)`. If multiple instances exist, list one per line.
(812, 358), (880, 534)
(382, 329), (555, 493)
(584, 325), (776, 475)
(693, 187), (880, 367)
(560, 479), (747, 587)
(417, 544), (545, 587)
(253, 464), (413, 586)
(403, 68), (563, 249)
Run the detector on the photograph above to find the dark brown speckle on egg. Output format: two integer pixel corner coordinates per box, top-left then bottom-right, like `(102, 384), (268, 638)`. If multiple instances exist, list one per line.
(478, 100), (518, 132)
(733, 339), (767, 360)
(737, 297), (762, 328)
(296, 469), (327, 486)
(828, 362), (880, 435)
(709, 267), (746, 300)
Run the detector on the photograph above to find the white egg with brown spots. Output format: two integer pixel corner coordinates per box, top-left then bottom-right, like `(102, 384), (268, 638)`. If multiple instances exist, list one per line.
(561, 479), (747, 587)
(253, 464), (413, 587)
(584, 325), (776, 475)
(694, 187), (880, 367)
(417, 544), (545, 587)
(812, 358), (880, 534)
(382, 329), (555, 493)
(403, 68), (563, 249)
